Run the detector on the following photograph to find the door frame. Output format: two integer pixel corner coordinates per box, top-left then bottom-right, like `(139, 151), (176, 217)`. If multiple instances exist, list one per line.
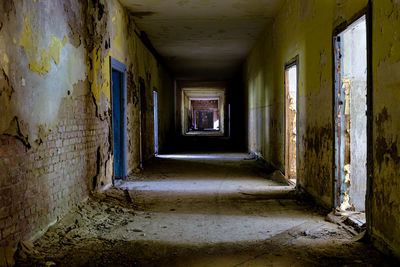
(110, 57), (127, 180)
(153, 89), (159, 155)
(138, 78), (146, 169)
(283, 55), (299, 184)
(332, 4), (372, 215)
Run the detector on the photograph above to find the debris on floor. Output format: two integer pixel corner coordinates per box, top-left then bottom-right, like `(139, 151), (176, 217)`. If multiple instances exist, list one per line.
(15, 187), (136, 266)
(13, 187), (395, 266)
(12, 156), (399, 266)
(326, 210), (366, 235)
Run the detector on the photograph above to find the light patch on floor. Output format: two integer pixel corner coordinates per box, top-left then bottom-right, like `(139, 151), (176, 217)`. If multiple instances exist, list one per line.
(14, 154), (395, 266)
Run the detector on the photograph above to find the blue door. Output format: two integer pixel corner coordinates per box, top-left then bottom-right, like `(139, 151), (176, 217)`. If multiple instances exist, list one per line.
(112, 68), (126, 179)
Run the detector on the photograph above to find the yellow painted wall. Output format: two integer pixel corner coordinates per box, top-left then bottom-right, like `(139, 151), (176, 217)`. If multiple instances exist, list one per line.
(0, 0), (174, 246)
(90, 0), (174, 174)
(245, 0), (368, 205)
(245, 0), (400, 258)
(0, 0), (173, 186)
(371, 0), (400, 258)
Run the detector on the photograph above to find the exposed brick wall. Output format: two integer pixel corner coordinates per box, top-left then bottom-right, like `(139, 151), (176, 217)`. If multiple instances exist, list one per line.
(0, 94), (110, 247)
(191, 100), (218, 109)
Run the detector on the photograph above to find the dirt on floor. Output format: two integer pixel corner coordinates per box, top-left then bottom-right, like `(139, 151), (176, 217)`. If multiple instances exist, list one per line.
(11, 188), (396, 267)
(9, 155), (400, 266)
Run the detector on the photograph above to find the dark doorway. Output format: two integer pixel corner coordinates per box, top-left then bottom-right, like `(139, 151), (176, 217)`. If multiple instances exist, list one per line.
(139, 78), (146, 169)
(153, 90), (158, 155)
(111, 58), (127, 180)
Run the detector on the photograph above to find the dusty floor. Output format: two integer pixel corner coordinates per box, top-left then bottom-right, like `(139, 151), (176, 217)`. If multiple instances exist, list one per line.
(16, 153), (397, 266)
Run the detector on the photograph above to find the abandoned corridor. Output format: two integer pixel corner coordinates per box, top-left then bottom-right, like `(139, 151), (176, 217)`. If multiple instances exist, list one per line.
(1, 0), (400, 266)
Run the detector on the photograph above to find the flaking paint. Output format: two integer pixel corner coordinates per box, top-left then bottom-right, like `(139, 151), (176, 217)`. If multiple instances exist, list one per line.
(245, 0), (400, 258)
(86, 0), (174, 173)
(0, 0), (174, 246)
(19, 13), (67, 75)
(371, 0), (400, 258)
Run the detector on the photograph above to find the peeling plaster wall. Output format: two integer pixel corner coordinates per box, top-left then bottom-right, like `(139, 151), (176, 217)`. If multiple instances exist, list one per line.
(0, 0), (173, 247)
(244, 0), (400, 258)
(90, 0), (174, 172)
(0, 0), (107, 247)
(371, 0), (400, 258)
(245, 0), (368, 205)
(0, 0), (88, 146)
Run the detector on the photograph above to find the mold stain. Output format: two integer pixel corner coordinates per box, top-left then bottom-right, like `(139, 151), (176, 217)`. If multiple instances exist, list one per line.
(375, 107), (400, 171)
(301, 124), (332, 199)
(19, 13), (67, 75)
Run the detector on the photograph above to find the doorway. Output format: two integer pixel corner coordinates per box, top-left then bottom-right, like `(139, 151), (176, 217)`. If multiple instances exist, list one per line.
(111, 58), (127, 180)
(153, 90), (158, 155)
(334, 15), (368, 212)
(181, 88), (225, 136)
(284, 58), (298, 185)
(139, 78), (146, 169)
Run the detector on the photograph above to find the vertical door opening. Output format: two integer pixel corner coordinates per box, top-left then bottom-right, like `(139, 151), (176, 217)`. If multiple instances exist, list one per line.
(111, 58), (127, 180)
(139, 78), (146, 169)
(190, 99), (219, 131)
(334, 15), (368, 213)
(228, 103), (231, 137)
(153, 90), (158, 155)
(181, 88), (225, 136)
(284, 59), (298, 185)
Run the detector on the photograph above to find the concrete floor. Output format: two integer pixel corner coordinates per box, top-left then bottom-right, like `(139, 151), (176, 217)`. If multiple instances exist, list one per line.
(16, 153), (396, 266)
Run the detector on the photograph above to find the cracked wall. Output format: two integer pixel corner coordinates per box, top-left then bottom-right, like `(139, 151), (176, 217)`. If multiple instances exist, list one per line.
(245, 0), (400, 258)
(244, 0), (368, 206)
(0, 0), (174, 247)
(371, 0), (400, 258)
(88, 0), (174, 173)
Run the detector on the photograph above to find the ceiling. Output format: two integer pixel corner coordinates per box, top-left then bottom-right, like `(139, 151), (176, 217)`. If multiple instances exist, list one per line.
(119, 0), (284, 80)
